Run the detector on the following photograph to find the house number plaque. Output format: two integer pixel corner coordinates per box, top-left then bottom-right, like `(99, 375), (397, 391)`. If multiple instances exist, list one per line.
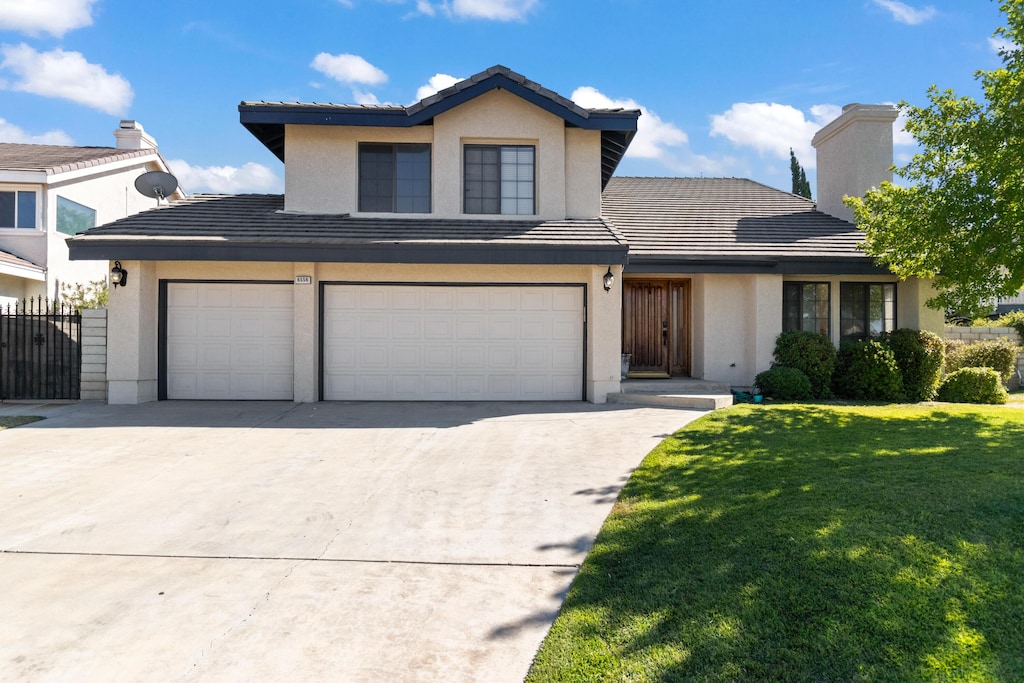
(294, 275), (312, 285)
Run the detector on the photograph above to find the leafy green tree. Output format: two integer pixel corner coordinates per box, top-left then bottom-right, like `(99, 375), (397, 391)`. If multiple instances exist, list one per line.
(847, 0), (1024, 316)
(789, 148), (812, 199)
(60, 279), (108, 310)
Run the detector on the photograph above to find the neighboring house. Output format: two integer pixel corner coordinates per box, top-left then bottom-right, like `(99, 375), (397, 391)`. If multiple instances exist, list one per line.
(0, 121), (183, 308)
(67, 66), (943, 405)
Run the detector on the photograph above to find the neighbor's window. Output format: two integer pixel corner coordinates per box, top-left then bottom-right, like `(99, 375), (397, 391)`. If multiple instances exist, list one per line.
(0, 190), (37, 229)
(783, 282), (830, 337)
(840, 283), (896, 341)
(56, 196), (96, 235)
(464, 144), (534, 215)
(358, 143), (431, 213)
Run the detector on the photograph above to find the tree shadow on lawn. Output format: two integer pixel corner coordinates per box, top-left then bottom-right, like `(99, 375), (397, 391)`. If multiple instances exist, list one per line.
(531, 405), (1024, 681)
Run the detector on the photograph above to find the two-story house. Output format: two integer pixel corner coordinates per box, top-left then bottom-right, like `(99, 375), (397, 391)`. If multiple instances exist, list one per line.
(0, 121), (183, 308)
(67, 66), (943, 405)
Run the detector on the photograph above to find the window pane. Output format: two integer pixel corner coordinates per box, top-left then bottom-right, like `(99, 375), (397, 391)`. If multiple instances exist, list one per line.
(16, 192), (35, 228)
(56, 195), (95, 235)
(465, 144), (533, 215)
(0, 192), (14, 228)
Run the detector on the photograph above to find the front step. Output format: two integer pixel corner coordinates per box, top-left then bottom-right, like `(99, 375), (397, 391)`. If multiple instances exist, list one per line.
(606, 392), (734, 410)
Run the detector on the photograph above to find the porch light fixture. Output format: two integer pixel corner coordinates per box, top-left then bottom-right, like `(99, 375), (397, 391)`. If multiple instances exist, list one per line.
(603, 266), (615, 292)
(110, 261), (128, 288)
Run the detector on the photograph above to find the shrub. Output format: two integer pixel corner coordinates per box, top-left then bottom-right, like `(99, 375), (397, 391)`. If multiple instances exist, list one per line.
(945, 338), (1020, 381)
(755, 366), (814, 400)
(833, 340), (904, 402)
(993, 309), (1024, 341)
(880, 328), (945, 402)
(936, 367), (1008, 404)
(772, 331), (835, 399)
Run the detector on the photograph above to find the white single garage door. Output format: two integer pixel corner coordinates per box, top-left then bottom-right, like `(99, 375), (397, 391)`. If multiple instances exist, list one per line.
(166, 282), (294, 399)
(323, 284), (584, 401)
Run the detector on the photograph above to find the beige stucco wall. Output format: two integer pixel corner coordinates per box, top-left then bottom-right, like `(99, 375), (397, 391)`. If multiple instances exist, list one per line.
(106, 261), (621, 404)
(283, 89), (602, 220)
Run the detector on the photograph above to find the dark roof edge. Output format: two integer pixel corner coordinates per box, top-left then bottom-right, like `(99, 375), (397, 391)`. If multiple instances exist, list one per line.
(625, 256), (891, 276)
(67, 240), (629, 266)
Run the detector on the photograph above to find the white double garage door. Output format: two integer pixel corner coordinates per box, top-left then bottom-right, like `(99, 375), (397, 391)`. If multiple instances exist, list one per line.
(166, 282), (584, 401)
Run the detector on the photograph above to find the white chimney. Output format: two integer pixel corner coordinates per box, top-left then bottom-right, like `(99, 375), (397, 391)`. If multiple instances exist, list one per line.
(113, 120), (158, 150)
(811, 103), (898, 223)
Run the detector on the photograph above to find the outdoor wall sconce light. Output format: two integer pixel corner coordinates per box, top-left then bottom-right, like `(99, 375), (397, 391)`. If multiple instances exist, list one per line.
(603, 266), (615, 292)
(110, 261), (128, 288)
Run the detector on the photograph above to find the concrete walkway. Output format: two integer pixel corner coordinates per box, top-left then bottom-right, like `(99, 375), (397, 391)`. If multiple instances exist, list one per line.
(0, 400), (705, 682)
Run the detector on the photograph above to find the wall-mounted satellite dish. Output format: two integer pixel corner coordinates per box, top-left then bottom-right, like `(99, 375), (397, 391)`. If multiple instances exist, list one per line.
(134, 171), (178, 205)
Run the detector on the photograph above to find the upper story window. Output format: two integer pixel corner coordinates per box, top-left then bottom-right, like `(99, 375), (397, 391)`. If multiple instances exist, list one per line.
(0, 190), (37, 229)
(358, 143), (431, 213)
(783, 282), (830, 337)
(464, 144), (534, 215)
(57, 196), (96, 235)
(840, 283), (896, 341)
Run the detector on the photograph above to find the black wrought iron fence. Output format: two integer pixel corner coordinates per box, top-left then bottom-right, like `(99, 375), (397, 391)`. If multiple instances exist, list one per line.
(0, 298), (81, 400)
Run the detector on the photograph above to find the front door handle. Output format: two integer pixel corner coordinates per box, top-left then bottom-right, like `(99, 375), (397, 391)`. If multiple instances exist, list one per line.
(662, 320), (668, 345)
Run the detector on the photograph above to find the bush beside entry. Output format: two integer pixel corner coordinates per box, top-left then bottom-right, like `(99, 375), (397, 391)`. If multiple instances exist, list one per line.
(833, 340), (905, 402)
(880, 329), (945, 402)
(755, 366), (814, 400)
(771, 331), (835, 399)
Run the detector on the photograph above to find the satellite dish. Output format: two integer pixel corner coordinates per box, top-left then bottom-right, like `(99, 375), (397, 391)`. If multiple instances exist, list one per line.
(134, 171), (178, 205)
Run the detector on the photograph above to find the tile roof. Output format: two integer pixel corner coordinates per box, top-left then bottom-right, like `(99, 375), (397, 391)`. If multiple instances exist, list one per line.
(67, 194), (627, 265)
(0, 143), (159, 175)
(0, 247), (43, 272)
(601, 177), (873, 264)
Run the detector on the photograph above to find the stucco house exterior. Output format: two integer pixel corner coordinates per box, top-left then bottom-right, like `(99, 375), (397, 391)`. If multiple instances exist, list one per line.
(0, 121), (182, 308)
(67, 66), (943, 405)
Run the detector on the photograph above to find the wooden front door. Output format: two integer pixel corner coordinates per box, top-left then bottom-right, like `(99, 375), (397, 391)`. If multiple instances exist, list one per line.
(622, 280), (690, 377)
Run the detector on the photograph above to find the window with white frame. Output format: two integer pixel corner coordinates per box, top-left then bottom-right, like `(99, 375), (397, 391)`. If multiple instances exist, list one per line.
(0, 190), (37, 229)
(783, 282), (831, 337)
(464, 144), (535, 215)
(840, 283), (896, 341)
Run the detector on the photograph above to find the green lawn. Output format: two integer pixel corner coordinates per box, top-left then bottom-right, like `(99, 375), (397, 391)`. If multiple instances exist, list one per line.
(528, 404), (1024, 682)
(0, 416), (41, 430)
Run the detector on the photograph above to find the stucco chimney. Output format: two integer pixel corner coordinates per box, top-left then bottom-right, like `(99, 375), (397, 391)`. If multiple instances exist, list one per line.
(113, 120), (158, 150)
(811, 103), (898, 223)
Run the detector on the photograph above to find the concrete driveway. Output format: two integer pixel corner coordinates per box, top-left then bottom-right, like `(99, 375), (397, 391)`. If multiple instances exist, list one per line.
(0, 400), (704, 682)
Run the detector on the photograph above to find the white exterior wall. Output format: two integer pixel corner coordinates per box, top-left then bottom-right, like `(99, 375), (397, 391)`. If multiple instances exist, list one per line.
(107, 261), (621, 404)
(283, 89), (602, 220)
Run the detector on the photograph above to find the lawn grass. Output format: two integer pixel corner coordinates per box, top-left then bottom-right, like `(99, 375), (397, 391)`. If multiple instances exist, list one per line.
(0, 416), (42, 430)
(528, 404), (1024, 682)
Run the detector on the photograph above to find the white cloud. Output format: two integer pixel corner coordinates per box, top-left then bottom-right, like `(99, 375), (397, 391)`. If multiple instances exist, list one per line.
(571, 86), (687, 160)
(352, 89), (381, 105)
(710, 102), (842, 168)
(0, 44), (133, 115)
(872, 0), (936, 25)
(989, 36), (1019, 54)
(310, 53), (387, 85)
(448, 0), (537, 20)
(0, 0), (97, 38)
(166, 159), (283, 195)
(336, 0), (354, 6)
(415, 0), (437, 16)
(0, 118), (73, 145)
(414, 73), (461, 102)
(893, 110), (916, 146)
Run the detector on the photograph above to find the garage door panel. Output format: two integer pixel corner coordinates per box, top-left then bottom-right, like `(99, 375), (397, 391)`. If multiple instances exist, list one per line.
(323, 285), (583, 401)
(166, 283), (294, 400)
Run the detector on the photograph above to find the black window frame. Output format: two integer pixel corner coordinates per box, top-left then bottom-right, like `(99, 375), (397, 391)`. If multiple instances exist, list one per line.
(463, 144), (535, 216)
(783, 281), (831, 338)
(839, 282), (897, 342)
(357, 142), (431, 214)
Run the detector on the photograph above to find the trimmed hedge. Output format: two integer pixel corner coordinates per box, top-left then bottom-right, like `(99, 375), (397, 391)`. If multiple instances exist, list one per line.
(945, 338), (1020, 381)
(880, 328), (945, 402)
(772, 331), (835, 399)
(755, 366), (814, 400)
(936, 367), (1009, 404)
(833, 340), (904, 402)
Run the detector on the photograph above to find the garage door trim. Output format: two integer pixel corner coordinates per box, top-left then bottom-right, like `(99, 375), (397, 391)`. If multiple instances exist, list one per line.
(318, 281), (588, 401)
(158, 279), (294, 400)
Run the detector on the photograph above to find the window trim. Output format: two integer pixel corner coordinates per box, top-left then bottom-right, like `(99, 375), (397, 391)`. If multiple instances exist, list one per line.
(463, 143), (536, 216)
(0, 187), (40, 231)
(56, 195), (97, 236)
(839, 281), (897, 342)
(357, 142), (432, 214)
(782, 281), (832, 338)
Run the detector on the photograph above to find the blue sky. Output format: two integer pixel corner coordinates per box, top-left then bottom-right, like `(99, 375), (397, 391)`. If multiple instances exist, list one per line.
(0, 0), (1012, 196)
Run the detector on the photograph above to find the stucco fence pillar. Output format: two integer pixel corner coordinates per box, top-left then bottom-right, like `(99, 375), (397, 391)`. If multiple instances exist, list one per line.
(945, 325), (1024, 390)
(80, 308), (108, 401)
